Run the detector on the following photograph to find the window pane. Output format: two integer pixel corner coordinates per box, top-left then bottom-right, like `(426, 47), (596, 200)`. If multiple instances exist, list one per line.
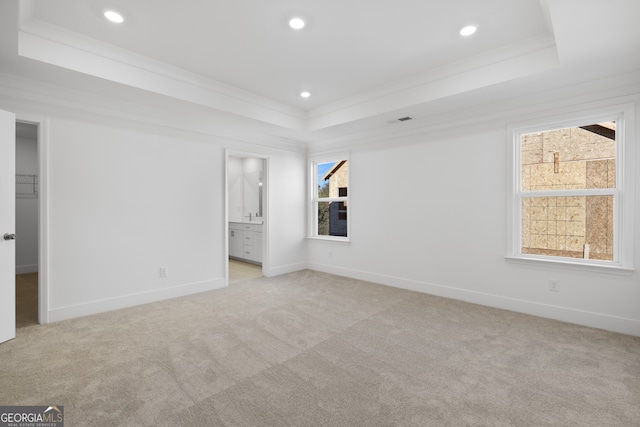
(317, 201), (348, 237)
(318, 160), (348, 198)
(521, 196), (613, 260)
(520, 123), (616, 191)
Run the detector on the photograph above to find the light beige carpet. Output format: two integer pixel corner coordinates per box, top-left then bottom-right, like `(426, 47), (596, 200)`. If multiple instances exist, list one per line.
(1, 270), (639, 426)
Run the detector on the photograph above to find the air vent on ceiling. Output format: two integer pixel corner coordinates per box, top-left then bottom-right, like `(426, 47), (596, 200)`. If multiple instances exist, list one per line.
(386, 116), (414, 124)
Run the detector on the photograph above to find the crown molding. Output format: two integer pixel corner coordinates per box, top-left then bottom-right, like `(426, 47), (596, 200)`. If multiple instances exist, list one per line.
(17, 15), (308, 130)
(307, 70), (640, 155)
(0, 71), (307, 154)
(306, 34), (558, 130)
(16, 3), (560, 135)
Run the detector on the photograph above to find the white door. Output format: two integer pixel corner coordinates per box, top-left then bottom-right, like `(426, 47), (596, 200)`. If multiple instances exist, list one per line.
(0, 109), (16, 344)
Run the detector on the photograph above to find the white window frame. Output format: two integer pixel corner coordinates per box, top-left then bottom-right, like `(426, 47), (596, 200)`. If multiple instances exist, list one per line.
(506, 103), (635, 275)
(309, 153), (351, 242)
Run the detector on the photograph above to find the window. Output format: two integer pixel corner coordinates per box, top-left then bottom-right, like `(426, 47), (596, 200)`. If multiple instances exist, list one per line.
(310, 156), (349, 240)
(507, 105), (635, 273)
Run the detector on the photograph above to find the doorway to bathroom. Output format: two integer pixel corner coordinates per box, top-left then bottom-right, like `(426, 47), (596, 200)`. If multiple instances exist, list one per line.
(226, 151), (268, 284)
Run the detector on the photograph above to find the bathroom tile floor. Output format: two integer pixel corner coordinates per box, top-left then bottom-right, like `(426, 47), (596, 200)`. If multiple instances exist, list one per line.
(229, 259), (263, 283)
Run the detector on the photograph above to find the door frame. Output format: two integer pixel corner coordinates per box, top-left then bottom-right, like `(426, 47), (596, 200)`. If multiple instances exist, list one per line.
(224, 149), (269, 285)
(16, 115), (49, 324)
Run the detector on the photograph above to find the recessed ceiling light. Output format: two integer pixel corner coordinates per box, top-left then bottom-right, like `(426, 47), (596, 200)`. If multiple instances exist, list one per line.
(459, 25), (477, 37)
(300, 91), (311, 98)
(289, 17), (306, 30)
(104, 10), (125, 24)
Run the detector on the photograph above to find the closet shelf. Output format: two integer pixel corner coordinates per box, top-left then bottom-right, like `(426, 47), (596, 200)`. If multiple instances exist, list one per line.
(16, 174), (38, 197)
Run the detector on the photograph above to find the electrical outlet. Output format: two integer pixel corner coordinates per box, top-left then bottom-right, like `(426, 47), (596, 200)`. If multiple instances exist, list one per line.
(159, 267), (168, 278)
(549, 279), (560, 292)
(328, 251), (333, 258)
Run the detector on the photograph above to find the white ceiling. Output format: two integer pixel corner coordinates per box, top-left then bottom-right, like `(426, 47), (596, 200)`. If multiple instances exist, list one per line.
(28, 0), (550, 110)
(2, 0), (640, 143)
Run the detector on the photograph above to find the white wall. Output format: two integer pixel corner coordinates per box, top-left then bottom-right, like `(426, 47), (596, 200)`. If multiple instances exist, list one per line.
(0, 77), (308, 322)
(15, 134), (38, 274)
(3, 68), (638, 336)
(243, 158), (263, 174)
(308, 88), (640, 336)
(47, 118), (228, 318)
(265, 150), (308, 276)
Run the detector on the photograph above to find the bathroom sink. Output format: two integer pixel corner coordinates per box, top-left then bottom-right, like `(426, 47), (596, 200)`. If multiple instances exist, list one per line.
(229, 219), (263, 225)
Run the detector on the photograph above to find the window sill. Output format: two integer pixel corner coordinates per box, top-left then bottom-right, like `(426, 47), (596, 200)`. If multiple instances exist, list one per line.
(505, 255), (634, 276)
(307, 236), (351, 243)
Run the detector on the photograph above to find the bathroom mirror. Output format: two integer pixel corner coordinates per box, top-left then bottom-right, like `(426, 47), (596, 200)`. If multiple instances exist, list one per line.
(243, 171), (263, 219)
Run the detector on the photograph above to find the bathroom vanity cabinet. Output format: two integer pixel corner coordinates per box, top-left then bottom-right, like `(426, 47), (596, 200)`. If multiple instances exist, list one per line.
(229, 222), (262, 264)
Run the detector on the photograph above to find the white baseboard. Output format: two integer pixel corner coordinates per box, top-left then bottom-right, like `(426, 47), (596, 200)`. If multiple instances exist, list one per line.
(307, 262), (640, 337)
(48, 278), (226, 322)
(16, 264), (38, 275)
(263, 262), (307, 278)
